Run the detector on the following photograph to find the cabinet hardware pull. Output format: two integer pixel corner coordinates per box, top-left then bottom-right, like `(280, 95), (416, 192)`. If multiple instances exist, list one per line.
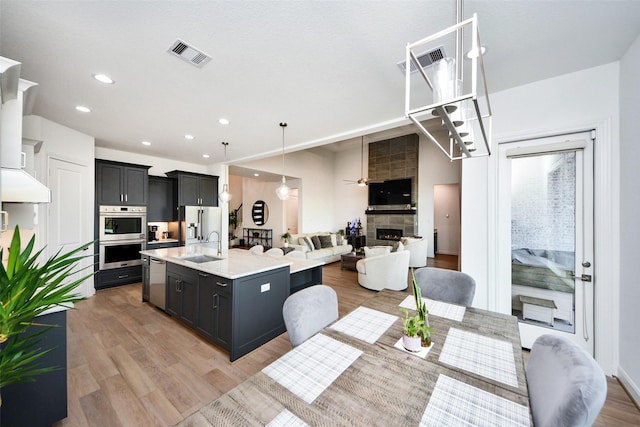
(120, 194), (124, 202)
(199, 273), (209, 277)
(125, 194), (128, 202)
(213, 293), (218, 309)
(216, 281), (228, 287)
(176, 279), (183, 292)
(118, 274), (129, 279)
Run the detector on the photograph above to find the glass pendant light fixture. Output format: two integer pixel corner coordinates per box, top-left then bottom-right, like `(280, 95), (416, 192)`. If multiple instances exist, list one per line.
(218, 141), (232, 203)
(275, 122), (290, 200)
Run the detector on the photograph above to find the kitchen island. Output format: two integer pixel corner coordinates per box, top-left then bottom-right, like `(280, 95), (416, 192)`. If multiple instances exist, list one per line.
(139, 246), (323, 361)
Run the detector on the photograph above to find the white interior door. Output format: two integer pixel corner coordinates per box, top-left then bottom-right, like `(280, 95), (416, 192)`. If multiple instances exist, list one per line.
(497, 131), (594, 355)
(48, 157), (94, 297)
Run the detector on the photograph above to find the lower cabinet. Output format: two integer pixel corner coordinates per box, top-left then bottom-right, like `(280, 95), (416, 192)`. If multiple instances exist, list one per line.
(196, 273), (232, 348)
(166, 263), (198, 327)
(142, 255), (150, 302)
(96, 265), (142, 290)
(164, 262), (290, 361)
(0, 310), (68, 426)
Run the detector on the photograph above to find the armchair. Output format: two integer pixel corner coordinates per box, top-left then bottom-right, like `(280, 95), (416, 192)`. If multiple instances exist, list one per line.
(401, 237), (428, 268)
(355, 250), (410, 291)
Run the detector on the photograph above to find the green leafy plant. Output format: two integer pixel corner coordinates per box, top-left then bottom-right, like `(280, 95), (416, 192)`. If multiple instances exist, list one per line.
(0, 226), (94, 403)
(399, 307), (422, 338)
(281, 231), (291, 242)
(400, 269), (433, 344)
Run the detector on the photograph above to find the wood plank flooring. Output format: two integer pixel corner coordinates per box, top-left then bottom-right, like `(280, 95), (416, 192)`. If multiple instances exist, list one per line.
(54, 257), (640, 426)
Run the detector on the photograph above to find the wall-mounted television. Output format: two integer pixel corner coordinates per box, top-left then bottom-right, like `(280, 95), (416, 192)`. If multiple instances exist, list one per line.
(368, 178), (412, 205)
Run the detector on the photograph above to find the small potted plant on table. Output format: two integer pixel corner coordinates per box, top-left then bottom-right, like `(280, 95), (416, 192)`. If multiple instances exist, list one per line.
(281, 231), (291, 248)
(399, 308), (424, 352)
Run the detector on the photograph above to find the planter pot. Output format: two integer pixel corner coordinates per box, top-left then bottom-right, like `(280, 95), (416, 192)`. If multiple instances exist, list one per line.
(284, 242), (289, 248)
(402, 335), (422, 352)
(421, 334), (432, 348)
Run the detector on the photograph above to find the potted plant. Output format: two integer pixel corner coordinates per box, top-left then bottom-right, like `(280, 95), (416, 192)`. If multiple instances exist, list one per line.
(0, 226), (93, 406)
(406, 268), (433, 348)
(281, 231), (291, 248)
(399, 307), (423, 352)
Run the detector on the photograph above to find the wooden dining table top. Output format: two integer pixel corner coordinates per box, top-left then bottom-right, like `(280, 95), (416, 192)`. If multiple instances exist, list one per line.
(177, 289), (532, 427)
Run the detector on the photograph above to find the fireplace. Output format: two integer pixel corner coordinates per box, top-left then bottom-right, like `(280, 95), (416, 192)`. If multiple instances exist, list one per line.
(376, 228), (403, 241)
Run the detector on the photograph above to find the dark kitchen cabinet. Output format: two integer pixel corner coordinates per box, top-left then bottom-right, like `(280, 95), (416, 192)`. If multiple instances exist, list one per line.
(142, 255), (150, 302)
(0, 310), (68, 427)
(166, 170), (218, 206)
(148, 176), (177, 221)
(166, 263), (198, 327)
(196, 272), (232, 348)
(96, 160), (150, 206)
(95, 265), (142, 290)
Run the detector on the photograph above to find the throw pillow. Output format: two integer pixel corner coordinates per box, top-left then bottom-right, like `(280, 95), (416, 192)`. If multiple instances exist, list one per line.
(364, 246), (391, 257)
(318, 235), (333, 248)
(300, 236), (314, 251)
(329, 233), (337, 247)
(311, 235), (322, 250)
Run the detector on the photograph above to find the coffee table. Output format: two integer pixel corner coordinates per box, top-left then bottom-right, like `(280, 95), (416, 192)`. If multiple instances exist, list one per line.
(341, 252), (364, 271)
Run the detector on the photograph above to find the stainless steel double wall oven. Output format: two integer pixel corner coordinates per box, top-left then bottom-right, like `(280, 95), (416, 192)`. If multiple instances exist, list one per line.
(99, 205), (146, 270)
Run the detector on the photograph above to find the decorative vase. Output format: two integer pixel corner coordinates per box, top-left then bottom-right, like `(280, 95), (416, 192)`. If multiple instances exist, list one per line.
(284, 242), (289, 248)
(421, 334), (432, 348)
(402, 335), (422, 352)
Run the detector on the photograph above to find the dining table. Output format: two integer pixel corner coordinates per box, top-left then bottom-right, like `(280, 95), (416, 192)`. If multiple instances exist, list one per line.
(177, 289), (532, 426)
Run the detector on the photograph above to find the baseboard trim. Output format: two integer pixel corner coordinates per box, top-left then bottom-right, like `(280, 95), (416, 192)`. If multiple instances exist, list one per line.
(617, 366), (640, 409)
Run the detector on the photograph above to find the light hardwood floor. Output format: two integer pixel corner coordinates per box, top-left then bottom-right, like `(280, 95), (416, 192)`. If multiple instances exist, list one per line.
(54, 257), (640, 426)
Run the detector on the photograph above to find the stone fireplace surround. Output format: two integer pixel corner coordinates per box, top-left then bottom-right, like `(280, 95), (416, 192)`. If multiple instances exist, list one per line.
(366, 134), (419, 247)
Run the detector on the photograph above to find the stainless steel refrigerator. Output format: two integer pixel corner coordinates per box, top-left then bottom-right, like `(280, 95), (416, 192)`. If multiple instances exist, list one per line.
(179, 206), (222, 246)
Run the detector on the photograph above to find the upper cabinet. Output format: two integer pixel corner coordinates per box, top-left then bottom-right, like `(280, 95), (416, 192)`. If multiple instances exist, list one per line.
(96, 160), (150, 206)
(166, 171), (218, 206)
(148, 176), (177, 221)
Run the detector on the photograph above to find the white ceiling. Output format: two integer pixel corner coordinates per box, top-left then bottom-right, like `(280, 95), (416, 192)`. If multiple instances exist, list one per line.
(2, 1), (639, 165)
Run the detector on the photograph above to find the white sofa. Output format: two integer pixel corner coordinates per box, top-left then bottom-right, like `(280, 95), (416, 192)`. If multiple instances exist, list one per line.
(356, 250), (410, 291)
(288, 232), (353, 263)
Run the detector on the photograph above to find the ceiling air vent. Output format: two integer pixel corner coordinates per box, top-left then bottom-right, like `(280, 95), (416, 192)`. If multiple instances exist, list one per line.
(167, 39), (212, 68)
(397, 46), (446, 74)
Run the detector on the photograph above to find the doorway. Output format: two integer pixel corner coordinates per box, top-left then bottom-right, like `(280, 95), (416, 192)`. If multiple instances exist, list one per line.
(433, 184), (460, 257)
(498, 131), (594, 355)
(47, 157), (94, 298)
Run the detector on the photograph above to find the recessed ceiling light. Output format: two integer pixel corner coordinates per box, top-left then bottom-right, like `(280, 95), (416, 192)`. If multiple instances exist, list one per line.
(202, 154), (210, 159)
(185, 134), (195, 140)
(93, 74), (115, 84)
(75, 105), (91, 113)
(253, 173), (260, 177)
(142, 141), (151, 146)
(219, 118), (229, 125)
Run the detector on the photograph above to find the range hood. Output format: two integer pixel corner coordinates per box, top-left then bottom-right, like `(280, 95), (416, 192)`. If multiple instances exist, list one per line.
(0, 63), (51, 204)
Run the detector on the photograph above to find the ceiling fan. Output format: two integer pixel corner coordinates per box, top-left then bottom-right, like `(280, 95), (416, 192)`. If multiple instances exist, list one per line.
(344, 136), (369, 186)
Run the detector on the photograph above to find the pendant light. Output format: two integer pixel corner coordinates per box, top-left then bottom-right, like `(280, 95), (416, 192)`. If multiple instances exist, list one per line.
(218, 141), (232, 203)
(275, 122), (290, 200)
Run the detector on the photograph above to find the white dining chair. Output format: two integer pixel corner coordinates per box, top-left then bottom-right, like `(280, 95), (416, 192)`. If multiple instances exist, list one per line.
(285, 250), (306, 259)
(282, 285), (338, 347)
(249, 245), (264, 254)
(527, 334), (607, 427)
(265, 247), (284, 257)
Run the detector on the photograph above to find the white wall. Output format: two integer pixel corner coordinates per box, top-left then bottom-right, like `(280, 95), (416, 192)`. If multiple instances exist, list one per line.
(619, 33), (640, 403)
(333, 145), (368, 233)
(461, 62), (620, 374)
(237, 148), (337, 233)
(418, 133), (461, 257)
(23, 115), (96, 296)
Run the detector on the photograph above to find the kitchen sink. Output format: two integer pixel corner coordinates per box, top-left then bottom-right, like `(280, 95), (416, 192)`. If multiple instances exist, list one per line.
(180, 254), (222, 263)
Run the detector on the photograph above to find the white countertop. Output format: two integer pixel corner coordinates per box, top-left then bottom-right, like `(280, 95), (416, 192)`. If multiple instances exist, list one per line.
(140, 246), (323, 279)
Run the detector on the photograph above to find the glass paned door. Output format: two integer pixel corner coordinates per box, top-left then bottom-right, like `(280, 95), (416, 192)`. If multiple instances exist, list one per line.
(498, 132), (594, 355)
(510, 152), (577, 333)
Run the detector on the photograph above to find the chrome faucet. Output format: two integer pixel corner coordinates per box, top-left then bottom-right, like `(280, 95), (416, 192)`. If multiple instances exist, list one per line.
(206, 230), (222, 255)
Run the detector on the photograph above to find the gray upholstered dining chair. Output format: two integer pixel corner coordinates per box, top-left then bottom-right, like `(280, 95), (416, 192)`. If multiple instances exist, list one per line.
(282, 285), (338, 347)
(526, 334), (607, 427)
(413, 267), (476, 306)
